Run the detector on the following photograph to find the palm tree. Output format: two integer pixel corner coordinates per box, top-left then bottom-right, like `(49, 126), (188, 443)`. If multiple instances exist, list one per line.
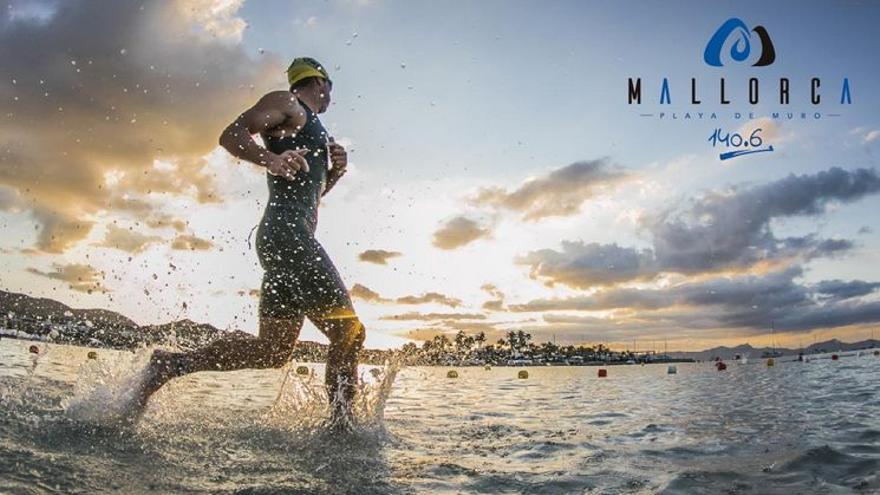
(506, 330), (519, 352)
(454, 330), (467, 353)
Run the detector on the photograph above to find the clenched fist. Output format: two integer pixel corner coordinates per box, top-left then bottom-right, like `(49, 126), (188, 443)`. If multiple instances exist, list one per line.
(263, 148), (310, 180)
(327, 137), (347, 179)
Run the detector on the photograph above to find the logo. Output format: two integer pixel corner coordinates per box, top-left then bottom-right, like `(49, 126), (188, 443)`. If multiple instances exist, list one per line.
(703, 18), (775, 67)
(624, 15), (854, 163)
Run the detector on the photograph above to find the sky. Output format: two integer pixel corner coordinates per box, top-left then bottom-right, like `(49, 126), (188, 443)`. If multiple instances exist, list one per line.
(1, 0), (879, 351)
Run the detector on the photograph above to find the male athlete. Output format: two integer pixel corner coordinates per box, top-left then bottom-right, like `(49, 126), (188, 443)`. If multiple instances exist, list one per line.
(134, 57), (366, 424)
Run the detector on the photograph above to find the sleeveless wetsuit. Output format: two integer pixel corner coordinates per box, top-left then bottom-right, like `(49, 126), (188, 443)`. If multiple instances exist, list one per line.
(255, 96), (354, 324)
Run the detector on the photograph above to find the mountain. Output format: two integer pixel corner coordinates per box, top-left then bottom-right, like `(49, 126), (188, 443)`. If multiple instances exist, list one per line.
(805, 338), (880, 354)
(0, 289), (219, 349)
(0, 289), (137, 328)
(668, 339), (880, 361)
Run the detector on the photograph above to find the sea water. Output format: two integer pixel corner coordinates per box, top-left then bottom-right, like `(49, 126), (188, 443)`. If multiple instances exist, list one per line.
(1, 338), (878, 494)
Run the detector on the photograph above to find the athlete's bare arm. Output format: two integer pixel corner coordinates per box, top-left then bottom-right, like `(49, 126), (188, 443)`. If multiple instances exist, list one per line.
(218, 91), (310, 180)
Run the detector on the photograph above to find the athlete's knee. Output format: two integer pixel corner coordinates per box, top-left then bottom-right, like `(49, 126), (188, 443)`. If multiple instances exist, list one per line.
(332, 318), (365, 352)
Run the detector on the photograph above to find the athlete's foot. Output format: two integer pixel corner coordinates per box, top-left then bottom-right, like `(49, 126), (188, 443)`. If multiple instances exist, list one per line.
(129, 349), (185, 419)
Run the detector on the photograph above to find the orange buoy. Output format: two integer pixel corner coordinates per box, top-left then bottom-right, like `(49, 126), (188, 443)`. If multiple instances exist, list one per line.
(87, 351), (98, 360)
(517, 370), (529, 379)
(766, 358), (775, 367)
(28, 345), (39, 354)
(831, 354), (839, 361)
(597, 368), (608, 378)
(715, 361), (727, 371)
(446, 370), (459, 379)
(874, 350), (879, 357)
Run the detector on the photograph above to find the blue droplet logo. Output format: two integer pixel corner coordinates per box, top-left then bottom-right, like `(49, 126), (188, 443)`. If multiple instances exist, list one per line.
(704, 18), (775, 67)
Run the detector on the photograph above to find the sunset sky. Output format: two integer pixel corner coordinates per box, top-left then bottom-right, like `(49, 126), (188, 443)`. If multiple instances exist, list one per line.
(2, 0), (879, 351)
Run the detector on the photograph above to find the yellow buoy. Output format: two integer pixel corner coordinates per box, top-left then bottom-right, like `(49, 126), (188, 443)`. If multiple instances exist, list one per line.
(87, 351), (98, 360)
(447, 370), (459, 378)
(517, 370), (529, 379)
(667, 365), (677, 375)
(484, 365), (491, 370)
(295, 365), (310, 375)
(766, 358), (775, 367)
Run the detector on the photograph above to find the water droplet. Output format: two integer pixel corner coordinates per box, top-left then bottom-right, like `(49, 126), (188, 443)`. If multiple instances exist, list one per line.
(119, 48), (127, 55)
(400, 62), (406, 69)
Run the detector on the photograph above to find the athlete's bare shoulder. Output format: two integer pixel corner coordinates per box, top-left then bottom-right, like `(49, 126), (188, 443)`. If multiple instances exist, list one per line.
(233, 90), (307, 136)
(260, 90), (303, 113)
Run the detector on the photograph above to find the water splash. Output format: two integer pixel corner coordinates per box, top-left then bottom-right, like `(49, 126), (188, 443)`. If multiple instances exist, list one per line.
(263, 358), (402, 433)
(61, 346), (156, 424)
(0, 340), (52, 409)
(60, 344), (403, 435)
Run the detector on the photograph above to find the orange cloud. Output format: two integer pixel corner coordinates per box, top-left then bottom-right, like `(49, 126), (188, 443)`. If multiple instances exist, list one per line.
(95, 225), (164, 254)
(432, 215), (492, 250)
(0, 0), (281, 253)
(358, 249), (403, 265)
(27, 263), (107, 294)
(171, 234), (214, 251)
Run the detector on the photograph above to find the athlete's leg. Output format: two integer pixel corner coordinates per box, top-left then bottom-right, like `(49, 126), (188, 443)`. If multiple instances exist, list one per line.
(132, 267), (306, 408)
(311, 308), (365, 420)
(294, 236), (366, 420)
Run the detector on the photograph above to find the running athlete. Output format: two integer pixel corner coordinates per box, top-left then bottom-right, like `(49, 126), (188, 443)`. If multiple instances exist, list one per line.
(133, 57), (366, 424)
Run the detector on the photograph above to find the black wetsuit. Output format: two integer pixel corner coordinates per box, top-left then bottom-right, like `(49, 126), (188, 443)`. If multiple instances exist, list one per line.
(255, 96), (354, 325)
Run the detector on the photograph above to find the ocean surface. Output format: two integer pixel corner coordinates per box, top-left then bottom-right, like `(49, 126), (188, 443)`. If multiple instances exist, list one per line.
(1, 338), (878, 494)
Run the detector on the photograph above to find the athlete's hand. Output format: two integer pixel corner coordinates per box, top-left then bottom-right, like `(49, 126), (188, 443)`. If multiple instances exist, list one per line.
(327, 137), (347, 179)
(264, 149), (309, 180)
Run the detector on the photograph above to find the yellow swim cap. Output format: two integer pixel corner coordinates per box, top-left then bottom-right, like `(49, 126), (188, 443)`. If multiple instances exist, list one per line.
(286, 57), (331, 87)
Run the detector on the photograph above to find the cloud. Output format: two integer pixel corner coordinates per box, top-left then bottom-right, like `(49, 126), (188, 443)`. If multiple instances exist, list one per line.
(27, 262), (107, 293)
(0, 0), (280, 252)
(144, 213), (187, 232)
(349, 283), (389, 303)
(379, 312), (486, 321)
(395, 292), (462, 308)
(510, 266), (880, 335)
(358, 249), (402, 265)
(0, 185), (23, 211)
(432, 215), (492, 250)
(30, 206), (95, 254)
(470, 159), (628, 221)
(480, 283), (506, 311)
(517, 167), (880, 289)
(813, 279), (880, 302)
(516, 241), (657, 289)
(349, 283), (462, 307)
(95, 224), (163, 253)
(170, 234), (214, 251)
